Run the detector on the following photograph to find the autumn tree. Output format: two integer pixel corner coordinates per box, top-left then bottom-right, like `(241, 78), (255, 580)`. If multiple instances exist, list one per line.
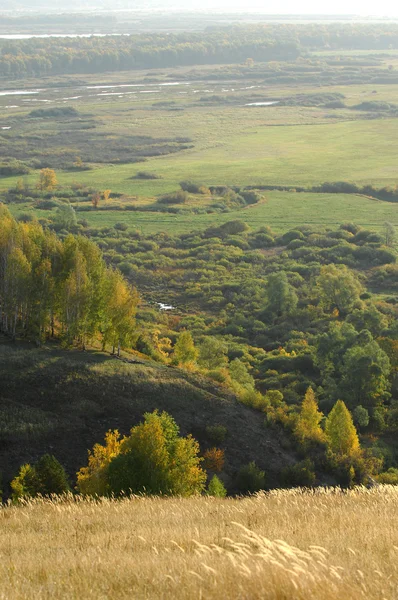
(77, 430), (123, 496)
(173, 331), (198, 365)
(37, 168), (57, 192)
(80, 411), (206, 497)
(0, 206), (137, 348)
(73, 156), (83, 168)
(325, 400), (360, 458)
(101, 267), (138, 355)
(203, 448), (225, 472)
(103, 189), (111, 202)
(91, 192), (101, 209)
(294, 387), (326, 447)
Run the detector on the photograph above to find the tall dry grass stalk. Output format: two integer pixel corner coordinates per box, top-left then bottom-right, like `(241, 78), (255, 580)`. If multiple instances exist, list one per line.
(1, 486), (398, 599)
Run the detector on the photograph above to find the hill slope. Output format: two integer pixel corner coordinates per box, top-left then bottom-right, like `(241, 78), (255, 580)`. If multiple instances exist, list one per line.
(0, 339), (297, 495)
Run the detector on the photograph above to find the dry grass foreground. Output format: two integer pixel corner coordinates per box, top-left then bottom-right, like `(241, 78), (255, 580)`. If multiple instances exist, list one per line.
(1, 487), (398, 599)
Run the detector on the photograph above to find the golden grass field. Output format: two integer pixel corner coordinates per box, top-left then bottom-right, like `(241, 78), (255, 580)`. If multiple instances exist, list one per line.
(1, 487), (398, 599)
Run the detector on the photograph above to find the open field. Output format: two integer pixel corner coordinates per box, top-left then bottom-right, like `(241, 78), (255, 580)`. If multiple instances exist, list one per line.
(0, 61), (397, 236)
(1, 487), (398, 599)
(8, 190), (398, 234)
(1, 72), (398, 196)
(53, 117), (398, 194)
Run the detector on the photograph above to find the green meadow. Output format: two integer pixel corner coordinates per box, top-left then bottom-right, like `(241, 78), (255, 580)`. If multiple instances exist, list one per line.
(9, 190), (397, 235)
(1, 71), (398, 234)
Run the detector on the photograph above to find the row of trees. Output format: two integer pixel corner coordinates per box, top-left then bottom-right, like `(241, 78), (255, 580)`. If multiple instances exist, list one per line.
(8, 391), (376, 502)
(0, 205), (138, 350)
(10, 411), (226, 501)
(2, 23), (398, 78)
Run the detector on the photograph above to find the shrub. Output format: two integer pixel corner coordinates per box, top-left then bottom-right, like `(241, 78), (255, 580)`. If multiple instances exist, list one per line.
(158, 190), (189, 204)
(133, 171), (162, 179)
(203, 448), (225, 472)
(29, 106), (79, 118)
(35, 198), (59, 210)
(180, 181), (210, 194)
(0, 160), (30, 176)
(207, 475), (227, 497)
(353, 405), (370, 429)
(114, 222), (128, 232)
(377, 468), (398, 484)
(240, 190), (262, 205)
(281, 459), (316, 488)
(235, 461), (266, 494)
(206, 424), (228, 444)
(17, 213), (34, 223)
(11, 455), (70, 500)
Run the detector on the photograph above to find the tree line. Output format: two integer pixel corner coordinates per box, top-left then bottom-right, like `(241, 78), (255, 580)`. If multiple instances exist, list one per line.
(1, 23), (398, 78)
(0, 204), (138, 351)
(8, 388), (374, 502)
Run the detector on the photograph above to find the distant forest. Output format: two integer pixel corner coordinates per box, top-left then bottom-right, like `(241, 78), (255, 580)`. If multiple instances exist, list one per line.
(1, 24), (398, 78)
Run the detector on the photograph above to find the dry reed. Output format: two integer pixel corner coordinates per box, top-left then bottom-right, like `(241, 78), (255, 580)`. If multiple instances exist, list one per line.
(1, 486), (398, 599)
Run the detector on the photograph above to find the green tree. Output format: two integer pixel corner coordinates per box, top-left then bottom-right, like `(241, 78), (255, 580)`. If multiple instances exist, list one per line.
(341, 339), (390, 408)
(229, 358), (255, 388)
(11, 455), (69, 501)
(266, 271), (298, 317)
(34, 455), (70, 495)
(384, 222), (396, 247)
(235, 461), (266, 494)
(107, 411), (206, 497)
(325, 400), (360, 458)
(316, 264), (363, 316)
(198, 337), (227, 370)
(173, 331), (198, 365)
(11, 464), (39, 501)
(207, 475), (227, 497)
(353, 405), (370, 429)
(293, 387), (325, 446)
(347, 304), (388, 337)
(54, 202), (77, 231)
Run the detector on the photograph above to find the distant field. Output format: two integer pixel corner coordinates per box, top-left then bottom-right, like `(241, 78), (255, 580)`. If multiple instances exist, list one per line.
(1, 70), (398, 232)
(3, 113), (398, 198)
(8, 190), (397, 234)
(1, 488), (398, 599)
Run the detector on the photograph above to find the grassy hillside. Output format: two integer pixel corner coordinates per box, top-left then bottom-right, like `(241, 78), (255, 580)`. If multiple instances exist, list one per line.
(1, 488), (397, 599)
(0, 340), (296, 495)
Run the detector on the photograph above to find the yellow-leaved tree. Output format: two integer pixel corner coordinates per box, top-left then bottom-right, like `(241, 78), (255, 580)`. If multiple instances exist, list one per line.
(37, 168), (57, 192)
(77, 411), (206, 497)
(325, 400), (360, 458)
(173, 331), (198, 366)
(294, 387), (326, 447)
(76, 430), (123, 496)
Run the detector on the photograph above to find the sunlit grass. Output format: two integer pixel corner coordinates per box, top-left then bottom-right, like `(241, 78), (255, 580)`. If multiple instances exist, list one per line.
(1, 486), (398, 599)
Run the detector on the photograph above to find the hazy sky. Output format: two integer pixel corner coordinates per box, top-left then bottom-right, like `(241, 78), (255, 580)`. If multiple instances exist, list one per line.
(5, 0), (398, 17)
(180, 0), (398, 16)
